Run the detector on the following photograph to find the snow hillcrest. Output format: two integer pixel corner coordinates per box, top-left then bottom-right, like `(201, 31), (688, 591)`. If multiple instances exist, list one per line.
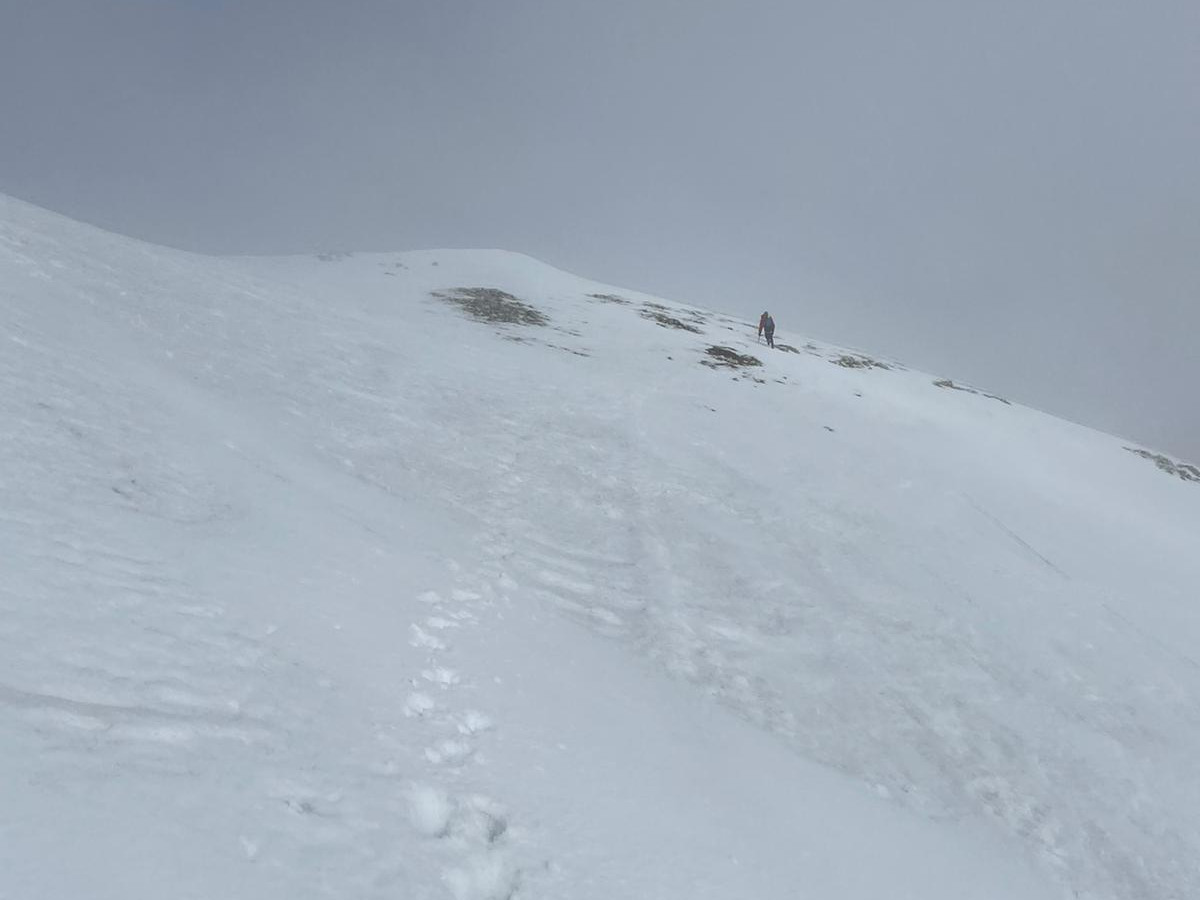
(2, 192), (1199, 900)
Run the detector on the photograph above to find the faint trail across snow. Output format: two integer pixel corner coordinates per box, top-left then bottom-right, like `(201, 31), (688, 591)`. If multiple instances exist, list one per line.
(963, 494), (1069, 578)
(399, 579), (528, 900)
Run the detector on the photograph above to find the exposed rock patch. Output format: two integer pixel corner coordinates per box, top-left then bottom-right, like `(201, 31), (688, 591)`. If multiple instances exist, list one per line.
(1125, 448), (1200, 482)
(934, 379), (1011, 405)
(701, 346), (762, 369)
(433, 288), (550, 327)
(833, 354), (892, 371)
(641, 308), (703, 333)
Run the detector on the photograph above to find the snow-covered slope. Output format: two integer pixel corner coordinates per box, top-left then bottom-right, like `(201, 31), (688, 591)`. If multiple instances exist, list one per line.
(2, 193), (1198, 900)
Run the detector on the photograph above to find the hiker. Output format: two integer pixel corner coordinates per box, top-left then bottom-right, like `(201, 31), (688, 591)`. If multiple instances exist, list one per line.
(758, 311), (775, 348)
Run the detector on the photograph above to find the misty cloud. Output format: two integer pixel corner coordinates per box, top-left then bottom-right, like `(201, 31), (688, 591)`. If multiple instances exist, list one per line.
(2, 0), (1196, 455)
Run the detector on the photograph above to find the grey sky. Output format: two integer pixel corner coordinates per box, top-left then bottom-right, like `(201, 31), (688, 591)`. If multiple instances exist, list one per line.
(3, 0), (1197, 458)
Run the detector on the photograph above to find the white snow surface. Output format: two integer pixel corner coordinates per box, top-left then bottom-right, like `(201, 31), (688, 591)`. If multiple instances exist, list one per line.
(2, 193), (1198, 899)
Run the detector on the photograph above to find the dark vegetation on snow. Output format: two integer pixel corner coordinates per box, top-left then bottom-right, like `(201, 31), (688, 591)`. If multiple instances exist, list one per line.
(677, 305), (710, 323)
(775, 343), (800, 354)
(587, 293), (632, 305)
(641, 309), (702, 332)
(434, 288), (550, 327)
(701, 346), (762, 369)
(640, 304), (705, 333)
(933, 379), (1012, 405)
(1125, 448), (1200, 483)
(832, 354), (892, 371)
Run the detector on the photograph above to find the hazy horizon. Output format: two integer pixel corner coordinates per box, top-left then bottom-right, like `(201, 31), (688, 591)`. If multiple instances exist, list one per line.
(2, 0), (1196, 458)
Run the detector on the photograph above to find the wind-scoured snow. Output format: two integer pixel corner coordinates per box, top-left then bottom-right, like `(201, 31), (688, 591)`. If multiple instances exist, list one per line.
(2, 193), (1198, 899)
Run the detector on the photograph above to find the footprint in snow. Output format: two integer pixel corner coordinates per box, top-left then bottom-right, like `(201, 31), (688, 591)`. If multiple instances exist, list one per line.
(445, 850), (518, 900)
(408, 783), (455, 837)
(443, 797), (517, 900)
(454, 795), (509, 844)
(456, 710), (494, 735)
(410, 624), (447, 651)
(425, 737), (474, 766)
(404, 692), (438, 718)
(407, 786), (509, 846)
(422, 667), (461, 687)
